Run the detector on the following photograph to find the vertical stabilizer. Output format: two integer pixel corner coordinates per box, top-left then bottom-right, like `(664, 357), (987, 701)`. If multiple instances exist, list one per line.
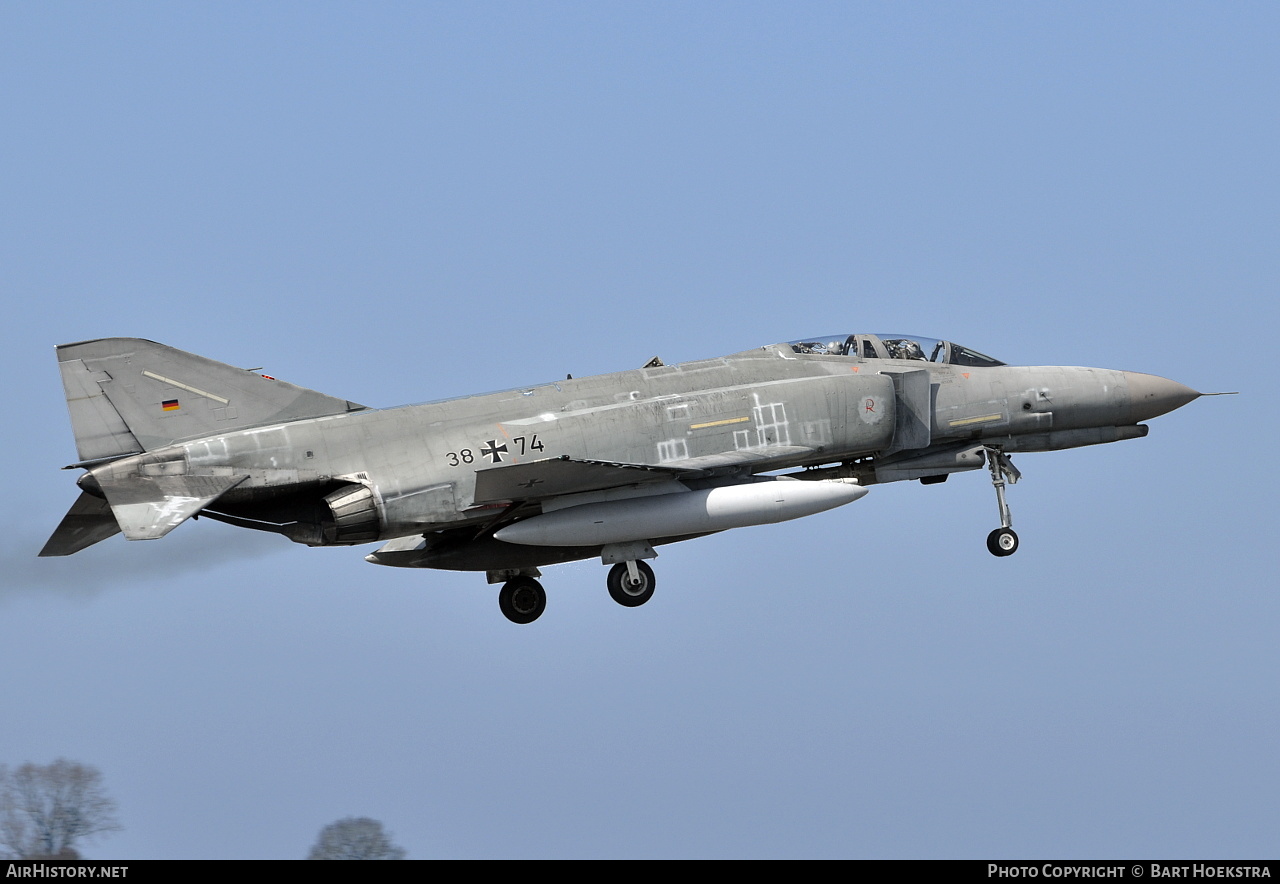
(54, 338), (366, 458)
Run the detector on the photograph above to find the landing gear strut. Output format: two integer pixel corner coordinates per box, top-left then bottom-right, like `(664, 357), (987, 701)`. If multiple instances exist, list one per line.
(607, 560), (655, 607)
(499, 575), (546, 624)
(985, 446), (1021, 557)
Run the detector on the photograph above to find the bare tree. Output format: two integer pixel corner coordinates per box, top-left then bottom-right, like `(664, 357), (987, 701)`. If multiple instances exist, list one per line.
(0, 759), (121, 859)
(307, 817), (406, 860)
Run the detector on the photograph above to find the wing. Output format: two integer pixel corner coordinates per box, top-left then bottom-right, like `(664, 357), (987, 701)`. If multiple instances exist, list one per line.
(372, 445), (824, 570)
(657, 443), (817, 472)
(470, 444), (820, 506)
(471, 456), (699, 506)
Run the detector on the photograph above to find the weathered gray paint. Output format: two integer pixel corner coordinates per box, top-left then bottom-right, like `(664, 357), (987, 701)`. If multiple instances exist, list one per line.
(41, 335), (1203, 586)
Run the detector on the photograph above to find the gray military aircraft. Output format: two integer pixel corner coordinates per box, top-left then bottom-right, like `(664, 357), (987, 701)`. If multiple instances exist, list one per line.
(42, 334), (1206, 622)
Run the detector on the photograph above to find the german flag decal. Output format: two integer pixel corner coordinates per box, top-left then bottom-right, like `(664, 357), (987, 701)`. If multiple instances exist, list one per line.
(162, 399), (180, 411)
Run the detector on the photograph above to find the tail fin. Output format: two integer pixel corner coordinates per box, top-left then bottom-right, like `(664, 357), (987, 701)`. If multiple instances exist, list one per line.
(55, 338), (366, 461)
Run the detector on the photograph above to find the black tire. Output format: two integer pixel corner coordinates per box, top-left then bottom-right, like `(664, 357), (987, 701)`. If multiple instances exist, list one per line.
(986, 527), (1019, 557)
(499, 576), (546, 624)
(607, 561), (656, 607)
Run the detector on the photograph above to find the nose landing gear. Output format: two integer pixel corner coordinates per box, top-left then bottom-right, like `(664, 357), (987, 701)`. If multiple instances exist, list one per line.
(987, 526), (1019, 556)
(985, 447), (1021, 557)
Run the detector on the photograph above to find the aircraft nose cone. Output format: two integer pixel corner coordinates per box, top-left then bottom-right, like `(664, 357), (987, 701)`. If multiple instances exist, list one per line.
(1124, 372), (1201, 423)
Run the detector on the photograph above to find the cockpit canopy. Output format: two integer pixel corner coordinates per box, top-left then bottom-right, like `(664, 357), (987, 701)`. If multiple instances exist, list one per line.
(787, 333), (1005, 367)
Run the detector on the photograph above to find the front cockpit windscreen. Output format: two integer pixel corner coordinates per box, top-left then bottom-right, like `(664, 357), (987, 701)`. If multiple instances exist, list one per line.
(787, 333), (1005, 367)
(787, 335), (851, 356)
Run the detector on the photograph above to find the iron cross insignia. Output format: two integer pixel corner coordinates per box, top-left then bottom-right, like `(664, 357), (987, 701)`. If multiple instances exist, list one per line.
(480, 440), (509, 464)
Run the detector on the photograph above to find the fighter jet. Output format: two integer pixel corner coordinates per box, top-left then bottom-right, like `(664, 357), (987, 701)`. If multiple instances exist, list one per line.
(41, 334), (1207, 622)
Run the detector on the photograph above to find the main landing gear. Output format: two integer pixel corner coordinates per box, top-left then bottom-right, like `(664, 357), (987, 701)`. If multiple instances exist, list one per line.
(494, 557), (658, 623)
(498, 575), (546, 624)
(607, 560), (655, 607)
(985, 446), (1021, 557)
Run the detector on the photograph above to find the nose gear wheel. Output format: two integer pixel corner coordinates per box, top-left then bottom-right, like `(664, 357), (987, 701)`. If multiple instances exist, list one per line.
(987, 527), (1019, 556)
(984, 447), (1021, 557)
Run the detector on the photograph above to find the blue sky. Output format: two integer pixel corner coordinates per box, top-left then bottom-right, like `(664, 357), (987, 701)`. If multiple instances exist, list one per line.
(1, 2), (1276, 858)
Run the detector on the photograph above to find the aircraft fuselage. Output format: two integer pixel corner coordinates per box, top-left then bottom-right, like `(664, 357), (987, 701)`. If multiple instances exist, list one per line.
(46, 334), (1203, 619)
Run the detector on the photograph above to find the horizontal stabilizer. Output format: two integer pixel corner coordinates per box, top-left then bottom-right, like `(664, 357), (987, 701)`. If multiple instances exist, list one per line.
(473, 456), (697, 505)
(99, 474), (247, 541)
(39, 492), (123, 557)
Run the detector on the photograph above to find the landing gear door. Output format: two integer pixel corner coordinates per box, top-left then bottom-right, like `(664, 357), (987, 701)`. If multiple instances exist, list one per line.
(881, 369), (932, 455)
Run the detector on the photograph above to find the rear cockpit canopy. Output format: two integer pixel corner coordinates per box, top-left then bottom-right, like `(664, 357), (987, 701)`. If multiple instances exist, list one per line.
(787, 333), (1005, 367)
